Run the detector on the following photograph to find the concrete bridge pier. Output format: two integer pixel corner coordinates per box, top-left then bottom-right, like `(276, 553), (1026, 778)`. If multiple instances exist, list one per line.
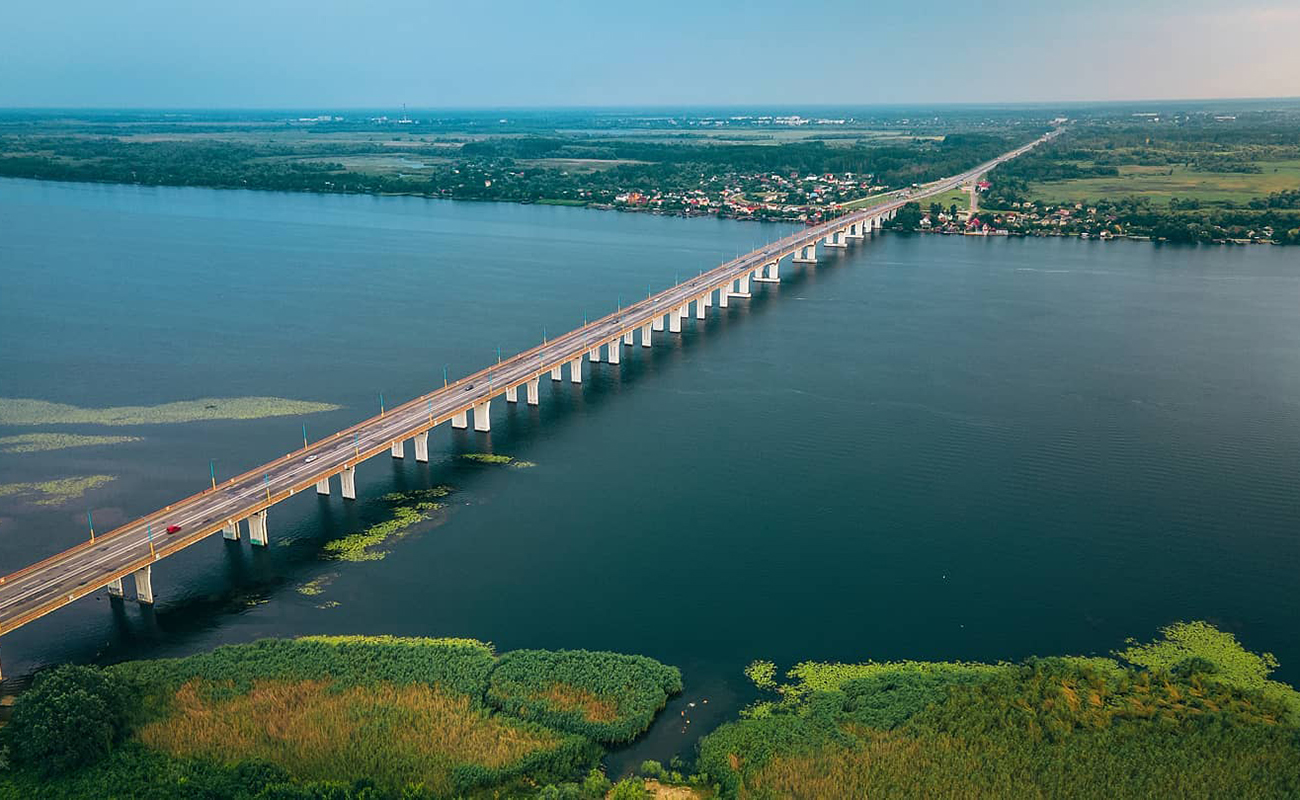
(249, 510), (268, 547)
(705, 291), (713, 308)
(718, 282), (730, 307)
(623, 331), (634, 346)
(588, 345), (601, 362)
(452, 410), (468, 429)
(794, 243), (817, 263)
(550, 365), (562, 381)
(669, 308), (682, 332)
(223, 521), (240, 540)
(414, 432), (429, 463)
(390, 440), (404, 459)
(736, 274), (752, 297)
(474, 401), (491, 432)
(568, 358), (582, 383)
(826, 228), (847, 248)
(848, 221), (864, 240)
(641, 324), (652, 347)
(696, 296), (707, 319)
(755, 261), (780, 283)
(341, 466), (356, 500)
(316, 477), (330, 495)
(506, 385), (518, 403)
(607, 340), (621, 364)
(107, 577), (124, 597)
(526, 378), (540, 405)
(134, 566), (154, 604)
(652, 314), (665, 332)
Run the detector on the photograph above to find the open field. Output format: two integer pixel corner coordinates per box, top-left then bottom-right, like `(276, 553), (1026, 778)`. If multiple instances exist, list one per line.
(1025, 160), (1300, 206)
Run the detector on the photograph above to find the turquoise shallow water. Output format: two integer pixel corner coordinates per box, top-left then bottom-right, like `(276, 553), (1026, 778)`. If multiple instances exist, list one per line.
(2, 176), (1299, 766)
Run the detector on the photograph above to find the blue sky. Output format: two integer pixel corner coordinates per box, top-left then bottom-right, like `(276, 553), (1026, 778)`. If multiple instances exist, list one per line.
(2, 0), (1297, 107)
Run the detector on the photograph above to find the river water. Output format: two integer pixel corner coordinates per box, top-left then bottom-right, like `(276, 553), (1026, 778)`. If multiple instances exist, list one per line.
(2, 177), (1299, 767)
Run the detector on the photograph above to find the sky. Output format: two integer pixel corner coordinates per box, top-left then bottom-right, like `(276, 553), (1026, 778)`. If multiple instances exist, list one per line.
(2, 0), (1298, 108)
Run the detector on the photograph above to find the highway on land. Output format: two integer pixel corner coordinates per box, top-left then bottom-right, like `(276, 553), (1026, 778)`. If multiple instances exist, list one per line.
(0, 129), (1058, 639)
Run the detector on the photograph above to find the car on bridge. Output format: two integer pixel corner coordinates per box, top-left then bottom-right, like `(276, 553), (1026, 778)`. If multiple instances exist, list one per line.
(165, 524), (182, 535)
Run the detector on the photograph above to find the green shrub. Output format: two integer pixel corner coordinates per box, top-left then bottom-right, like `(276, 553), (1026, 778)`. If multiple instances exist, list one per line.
(3, 664), (132, 776)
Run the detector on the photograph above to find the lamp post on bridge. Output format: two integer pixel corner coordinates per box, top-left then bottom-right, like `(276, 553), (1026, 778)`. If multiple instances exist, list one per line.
(210, 459), (217, 490)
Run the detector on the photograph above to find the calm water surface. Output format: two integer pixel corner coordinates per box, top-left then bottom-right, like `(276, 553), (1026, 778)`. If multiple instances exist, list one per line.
(2, 177), (1299, 767)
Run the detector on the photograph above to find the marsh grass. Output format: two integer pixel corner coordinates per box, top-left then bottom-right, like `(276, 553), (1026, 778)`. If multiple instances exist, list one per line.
(136, 678), (568, 795)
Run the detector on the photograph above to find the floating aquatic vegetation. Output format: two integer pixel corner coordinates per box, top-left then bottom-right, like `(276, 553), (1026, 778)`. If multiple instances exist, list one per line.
(0, 433), (143, 454)
(0, 396), (341, 427)
(297, 573), (339, 597)
(316, 601), (341, 610)
(321, 486), (452, 562)
(460, 453), (536, 468)
(0, 475), (116, 506)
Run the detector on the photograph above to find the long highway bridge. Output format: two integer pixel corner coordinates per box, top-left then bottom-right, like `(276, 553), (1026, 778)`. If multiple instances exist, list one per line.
(0, 129), (1058, 676)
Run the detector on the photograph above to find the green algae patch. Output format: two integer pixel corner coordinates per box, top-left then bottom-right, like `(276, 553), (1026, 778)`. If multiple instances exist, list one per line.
(0, 433), (143, 454)
(321, 487), (452, 562)
(0, 475), (116, 506)
(460, 453), (536, 468)
(0, 396), (341, 427)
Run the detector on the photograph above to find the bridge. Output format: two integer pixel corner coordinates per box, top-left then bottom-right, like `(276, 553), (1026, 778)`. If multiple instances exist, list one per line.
(0, 129), (1057, 676)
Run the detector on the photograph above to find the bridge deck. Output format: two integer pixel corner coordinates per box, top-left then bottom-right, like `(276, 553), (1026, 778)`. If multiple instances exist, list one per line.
(0, 132), (1055, 639)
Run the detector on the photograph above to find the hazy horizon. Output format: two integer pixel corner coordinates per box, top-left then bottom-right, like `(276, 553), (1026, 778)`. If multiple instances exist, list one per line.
(4, 0), (1298, 108)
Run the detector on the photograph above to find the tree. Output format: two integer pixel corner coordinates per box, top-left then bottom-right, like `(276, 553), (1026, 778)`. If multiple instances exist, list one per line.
(3, 664), (131, 776)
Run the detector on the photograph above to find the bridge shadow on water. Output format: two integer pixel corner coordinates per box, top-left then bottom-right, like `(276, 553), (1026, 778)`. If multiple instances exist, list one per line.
(18, 240), (867, 679)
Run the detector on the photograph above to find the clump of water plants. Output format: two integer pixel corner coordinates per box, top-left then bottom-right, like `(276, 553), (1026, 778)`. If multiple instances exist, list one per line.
(321, 486), (453, 562)
(460, 453), (536, 468)
(0, 433), (142, 454)
(0, 475), (116, 506)
(0, 396), (340, 426)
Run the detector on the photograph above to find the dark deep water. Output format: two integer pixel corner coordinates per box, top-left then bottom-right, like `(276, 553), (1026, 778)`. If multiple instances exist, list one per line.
(2, 176), (1298, 770)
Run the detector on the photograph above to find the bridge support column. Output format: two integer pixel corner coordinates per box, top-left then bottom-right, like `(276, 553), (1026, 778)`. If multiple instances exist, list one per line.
(134, 566), (154, 604)
(873, 216), (882, 230)
(316, 477), (330, 495)
(652, 315), (664, 332)
(641, 324), (652, 347)
(249, 510), (268, 547)
(669, 308), (681, 333)
(341, 466), (356, 500)
(718, 282), (730, 308)
(736, 275), (751, 297)
(568, 358), (582, 383)
(826, 228), (847, 247)
(473, 401), (491, 432)
(623, 331), (634, 346)
(452, 410), (468, 429)
(755, 261), (780, 283)
(794, 243), (816, 263)
(848, 221), (864, 239)
(696, 296), (707, 319)
(390, 440), (404, 459)
(506, 385), (518, 403)
(588, 345), (601, 362)
(526, 378), (540, 405)
(607, 340), (621, 364)
(550, 365), (562, 381)
(223, 521), (240, 540)
(414, 432), (429, 463)
(107, 577), (124, 597)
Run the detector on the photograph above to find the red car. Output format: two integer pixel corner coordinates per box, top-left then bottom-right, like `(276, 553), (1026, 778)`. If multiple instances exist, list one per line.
(165, 524), (182, 534)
